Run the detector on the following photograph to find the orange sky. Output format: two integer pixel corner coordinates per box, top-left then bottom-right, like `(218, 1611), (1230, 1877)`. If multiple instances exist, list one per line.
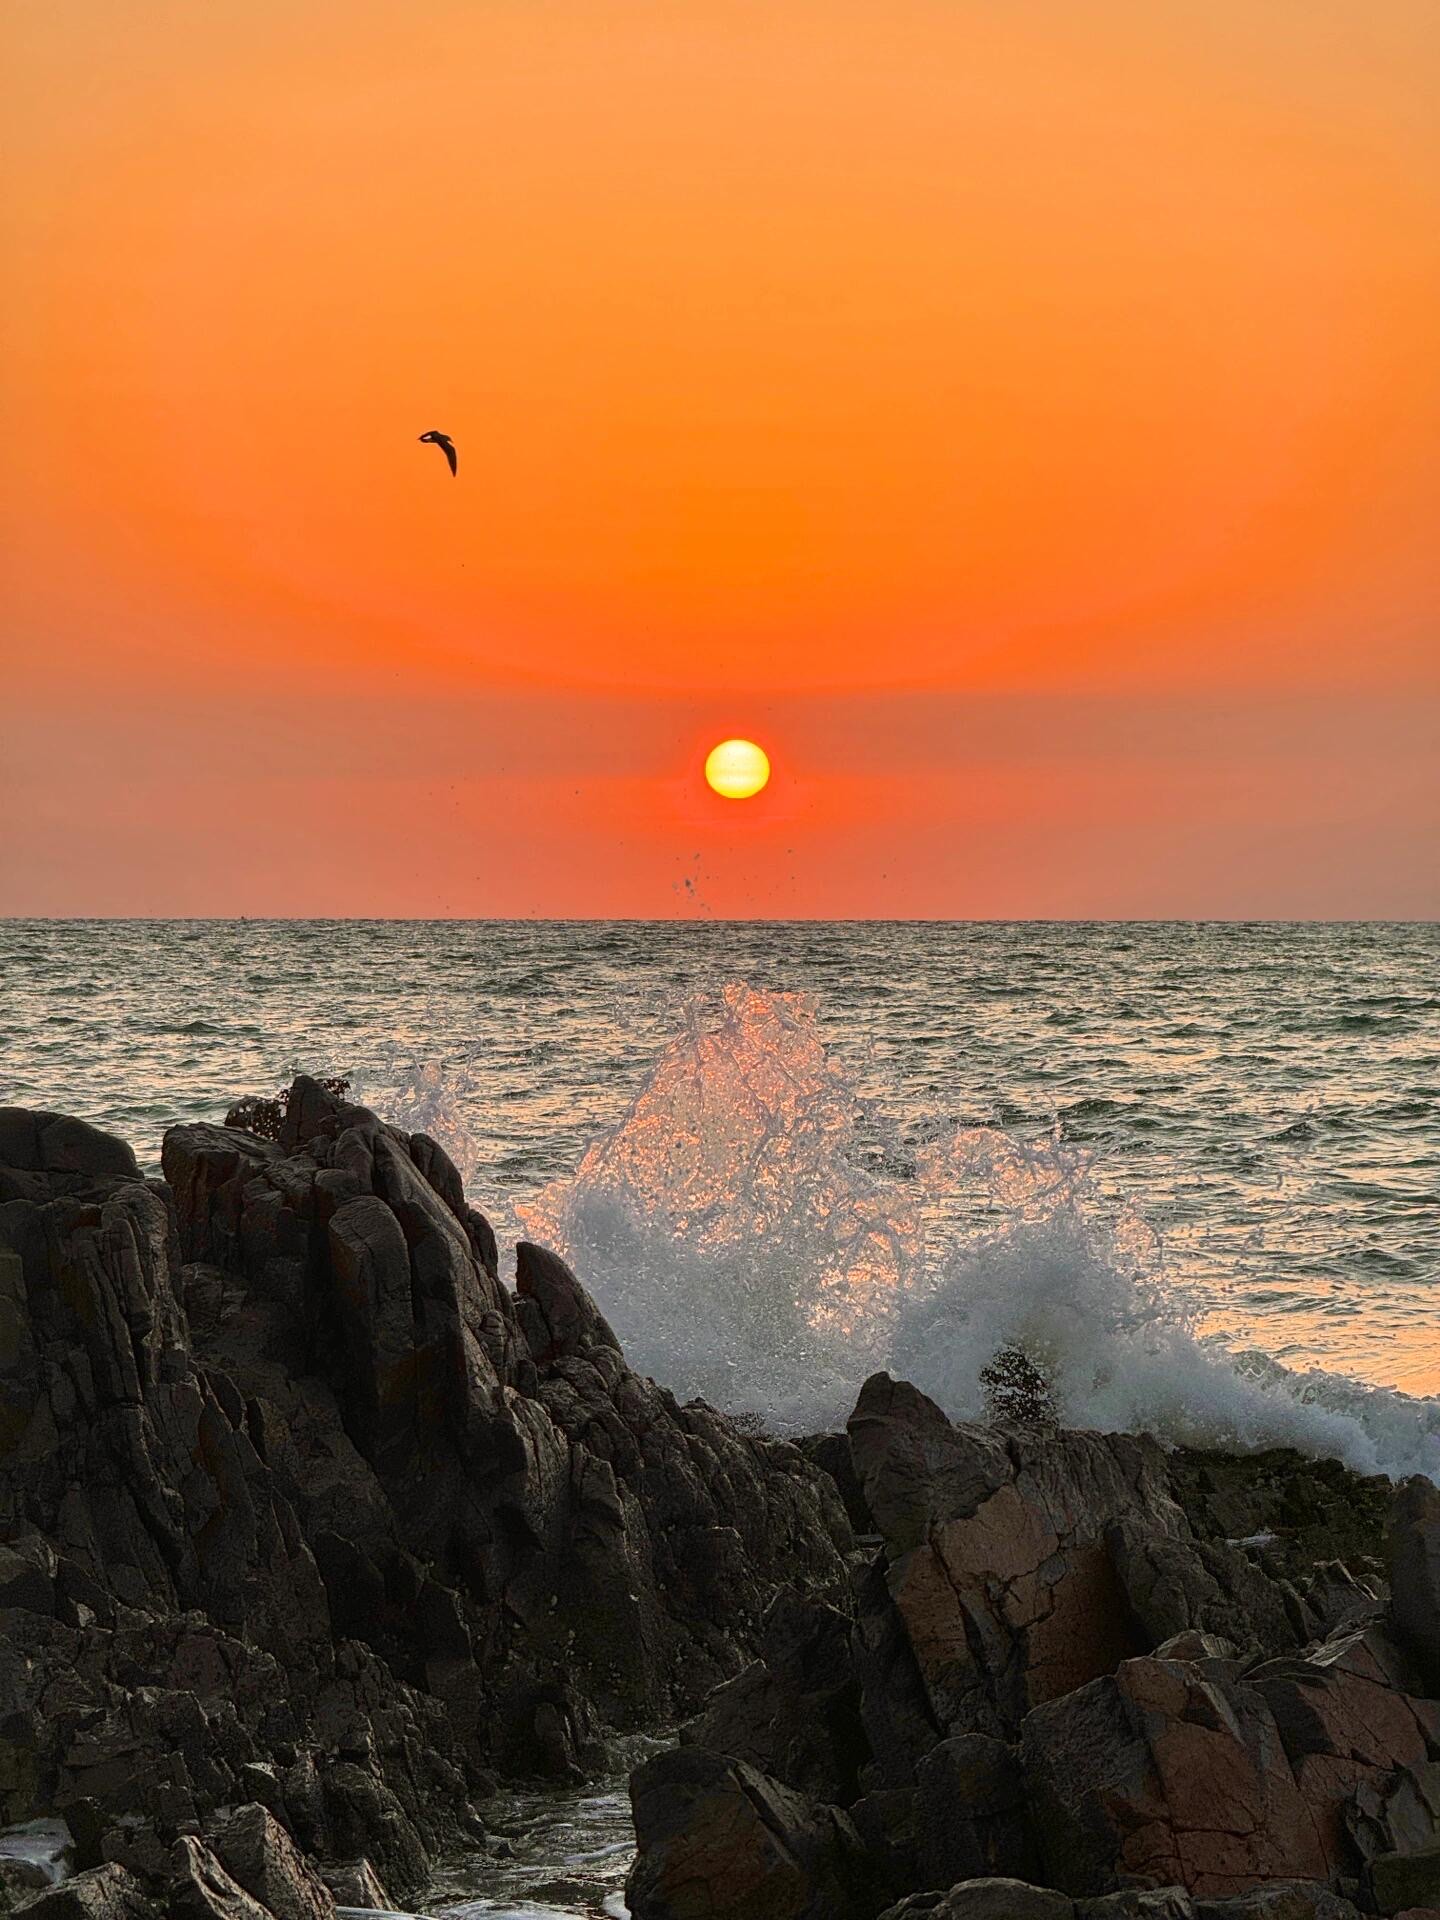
(3, 0), (1438, 916)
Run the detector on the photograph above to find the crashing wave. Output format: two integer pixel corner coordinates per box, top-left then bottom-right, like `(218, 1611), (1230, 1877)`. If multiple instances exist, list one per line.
(406, 983), (1439, 1481)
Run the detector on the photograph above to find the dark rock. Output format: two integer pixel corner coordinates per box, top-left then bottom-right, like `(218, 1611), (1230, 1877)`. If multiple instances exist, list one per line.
(846, 1374), (1303, 1786)
(513, 1239), (622, 1364)
(518, 1684), (609, 1782)
(0, 1109), (141, 1183)
(1192, 1890), (1361, 1920)
(461, 1205), (499, 1283)
(915, 1735), (1037, 1890)
(0, 1087), (852, 1878)
(279, 1076), (349, 1157)
(1249, 1625), (1437, 1871)
(9, 1092), (1434, 1920)
(798, 1430), (875, 1536)
(16, 1862), (152, 1918)
(319, 1857), (393, 1909)
(0, 1538), (56, 1615)
(1370, 1847), (1440, 1916)
(682, 1590), (868, 1804)
(878, 1879), (1074, 1920)
(1081, 1895), (1194, 1920)
(168, 1834), (274, 1918)
(325, 1195), (425, 1471)
(211, 1803), (337, 1920)
(64, 1800), (109, 1872)
(316, 1761), (429, 1894)
(1168, 1449), (1391, 1591)
(1153, 1633), (1239, 1663)
(1022, 1624), (1440, 1902)
(847, 1374), (1012, 1556)
(1022, 1657), (1330, 1896)
(235, 1765), (286, 1818)
(97, 1818), (174, 1885)
(1388, 1478), (1440, 1694)
(850, 1786), (922, 1898)
(1348, 1759), (1440, 1914)
(660, 1373), (1414, 1920)
(626, 1746), (875, 1920)
(1106, 1516), (1297, 1656)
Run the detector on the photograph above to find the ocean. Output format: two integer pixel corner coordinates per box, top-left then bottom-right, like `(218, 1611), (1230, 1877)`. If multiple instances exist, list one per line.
(4, 917), (1437, 1479)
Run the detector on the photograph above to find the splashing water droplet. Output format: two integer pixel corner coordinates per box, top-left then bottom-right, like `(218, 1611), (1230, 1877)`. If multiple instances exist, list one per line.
(389, 983), (1440, 1479)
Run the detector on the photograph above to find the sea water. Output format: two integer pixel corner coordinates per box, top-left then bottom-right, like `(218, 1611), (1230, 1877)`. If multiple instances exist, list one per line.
(3, 919), (1437, 1477)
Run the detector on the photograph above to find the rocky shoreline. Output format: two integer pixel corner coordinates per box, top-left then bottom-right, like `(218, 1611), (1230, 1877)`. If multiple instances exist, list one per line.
(0, 1080), (1436, 1920)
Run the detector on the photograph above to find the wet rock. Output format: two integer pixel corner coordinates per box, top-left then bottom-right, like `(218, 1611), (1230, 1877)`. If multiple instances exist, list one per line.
(1192, 1889), (1361, 1920)
(0, 1815), (74, 1896)
(319, 1857), (394, 1909)
(1167, 1450), (1391, 1592)
(519, 1683), (610, 1782)
(1081, 1894), (1194, 1920)
(529, 1876), (592, 1903)
(316, 1763), (429, 1896)
(1387, 1478), (1440, 1694)
(169, 1835), (274, 1918)
(212, 1803), (337, 1920)
(626, 1746), (875, 1920)
(17, 1862), (153, 1918)
(878, 1879), (1074, 1920)
(1153, 1633), (1240, 1663)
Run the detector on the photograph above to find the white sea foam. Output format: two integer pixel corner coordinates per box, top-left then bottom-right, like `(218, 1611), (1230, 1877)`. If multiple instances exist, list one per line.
(415, 982), (1439, 1481)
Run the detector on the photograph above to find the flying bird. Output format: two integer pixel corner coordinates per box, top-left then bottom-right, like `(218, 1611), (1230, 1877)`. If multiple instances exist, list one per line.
(418, 430), (457, 477)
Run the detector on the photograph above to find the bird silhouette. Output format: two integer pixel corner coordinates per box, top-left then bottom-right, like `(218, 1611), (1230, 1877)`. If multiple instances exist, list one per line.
(418, 430), (457, 476)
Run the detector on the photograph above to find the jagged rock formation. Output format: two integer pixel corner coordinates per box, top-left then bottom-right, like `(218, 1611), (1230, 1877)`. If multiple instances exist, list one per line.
(0, 1084), (852, 1916)
(627, 1748), (877, 1920)
(4, 1085), (1437, 1920)
(626, 1373), (1439, 1920)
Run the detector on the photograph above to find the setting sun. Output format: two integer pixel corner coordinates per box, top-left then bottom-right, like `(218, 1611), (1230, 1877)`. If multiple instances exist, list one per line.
(705, 738), (770, 800)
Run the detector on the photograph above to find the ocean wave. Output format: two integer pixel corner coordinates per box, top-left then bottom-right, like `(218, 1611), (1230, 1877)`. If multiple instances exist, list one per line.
(507, 982), (1440, 1482)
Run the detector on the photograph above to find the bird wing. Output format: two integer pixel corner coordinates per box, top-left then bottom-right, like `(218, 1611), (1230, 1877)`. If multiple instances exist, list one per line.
(440, 436), (457, 476)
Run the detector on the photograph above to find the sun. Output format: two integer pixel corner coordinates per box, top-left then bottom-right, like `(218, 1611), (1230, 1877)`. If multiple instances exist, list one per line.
(705, 738), (770, 800)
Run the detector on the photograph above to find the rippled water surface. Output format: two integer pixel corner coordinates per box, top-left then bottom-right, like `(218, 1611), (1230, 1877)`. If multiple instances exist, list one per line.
(423, 1752), (654, 1918)
(3, 920), (1437, 1411)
